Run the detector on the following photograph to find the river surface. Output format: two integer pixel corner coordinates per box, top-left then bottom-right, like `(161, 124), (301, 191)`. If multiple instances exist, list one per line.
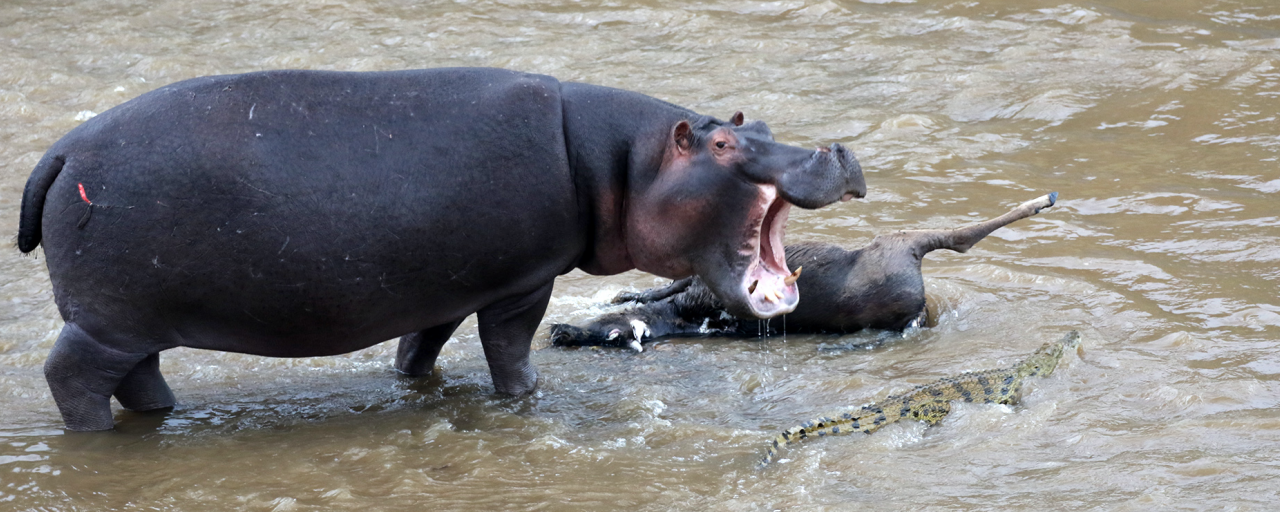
(1, 0), (1278, 510)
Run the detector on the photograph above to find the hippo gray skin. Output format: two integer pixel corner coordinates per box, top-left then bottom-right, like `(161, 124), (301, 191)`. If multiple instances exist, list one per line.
(17, 68), (865, 431)
(550, 193), (1056, 351)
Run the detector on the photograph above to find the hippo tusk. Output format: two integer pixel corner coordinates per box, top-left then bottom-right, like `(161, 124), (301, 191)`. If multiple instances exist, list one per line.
(783, 266), (802, 286)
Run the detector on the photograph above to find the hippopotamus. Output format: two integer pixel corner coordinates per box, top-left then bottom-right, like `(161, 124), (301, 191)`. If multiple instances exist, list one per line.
(17, 67), (866, 430)
(550, 193), (1057, 351)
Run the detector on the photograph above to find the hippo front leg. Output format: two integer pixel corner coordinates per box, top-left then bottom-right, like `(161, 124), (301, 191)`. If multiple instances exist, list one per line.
(477, 282), (554, 396)
(395, 318), (465, 377)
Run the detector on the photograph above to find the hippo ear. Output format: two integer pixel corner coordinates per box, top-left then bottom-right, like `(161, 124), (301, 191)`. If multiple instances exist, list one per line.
(672, 120), (693, 153)
(730, 111), (744, 126)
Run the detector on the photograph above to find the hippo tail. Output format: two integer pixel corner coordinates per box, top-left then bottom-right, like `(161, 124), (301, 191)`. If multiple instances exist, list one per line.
(17, 153), (67, 253)
(909, 192), (1058, 255)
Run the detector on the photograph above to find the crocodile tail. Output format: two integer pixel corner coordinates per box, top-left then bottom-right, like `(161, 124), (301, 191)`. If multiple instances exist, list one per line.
(759, 424), (809, 467)
(757, 401), (904, 468)
(17, 154), (67, 253)
(759, 416), (839, 467)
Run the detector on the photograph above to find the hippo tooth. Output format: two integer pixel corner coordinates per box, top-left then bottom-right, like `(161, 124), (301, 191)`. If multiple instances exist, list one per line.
(607, 329), (621, 341)
(783, 266), (803, 286)
(748, 280), (758, 294)
(628, 340), (643, 353)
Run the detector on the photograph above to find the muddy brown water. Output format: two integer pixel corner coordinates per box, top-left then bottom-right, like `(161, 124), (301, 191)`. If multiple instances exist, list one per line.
(1, 0), (1278, 509)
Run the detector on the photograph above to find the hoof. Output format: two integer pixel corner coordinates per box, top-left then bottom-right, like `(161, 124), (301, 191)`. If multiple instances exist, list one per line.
(610, 291), (640, 304)
(1025, 191), (1059, 213)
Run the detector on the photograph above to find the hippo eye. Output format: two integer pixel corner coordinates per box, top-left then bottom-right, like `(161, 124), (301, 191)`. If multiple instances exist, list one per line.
(715, 141), (727, 149)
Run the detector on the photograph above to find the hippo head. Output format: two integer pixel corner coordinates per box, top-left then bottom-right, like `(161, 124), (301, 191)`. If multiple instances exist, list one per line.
(626, 112), (865, 318)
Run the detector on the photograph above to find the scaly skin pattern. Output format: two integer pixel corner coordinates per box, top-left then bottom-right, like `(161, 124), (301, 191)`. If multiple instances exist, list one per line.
(759, 331), (1082, 467)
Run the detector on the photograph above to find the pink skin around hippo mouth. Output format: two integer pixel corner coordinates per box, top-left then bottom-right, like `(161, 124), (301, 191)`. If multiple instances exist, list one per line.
(742, 184), (800, 318)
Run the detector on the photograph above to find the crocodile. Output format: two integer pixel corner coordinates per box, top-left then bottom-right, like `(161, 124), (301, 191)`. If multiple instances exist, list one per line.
(759, 330), (1082, 467)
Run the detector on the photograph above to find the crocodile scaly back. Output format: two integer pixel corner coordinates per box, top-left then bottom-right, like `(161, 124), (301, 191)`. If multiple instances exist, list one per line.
(759, 331), (1082, 467)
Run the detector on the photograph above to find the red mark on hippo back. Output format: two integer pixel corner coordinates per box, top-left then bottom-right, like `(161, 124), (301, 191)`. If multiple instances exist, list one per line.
(78, 183), (92, 205)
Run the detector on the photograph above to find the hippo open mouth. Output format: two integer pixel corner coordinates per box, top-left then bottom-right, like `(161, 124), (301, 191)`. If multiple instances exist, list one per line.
(742, 184), (800, 318)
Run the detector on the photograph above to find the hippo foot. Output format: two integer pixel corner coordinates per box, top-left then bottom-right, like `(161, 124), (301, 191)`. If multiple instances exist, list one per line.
(114, 353), (177, 412)
(395, 320), (464, 377)
(56, 397), (116, 432)
(491, 364), (539, 396)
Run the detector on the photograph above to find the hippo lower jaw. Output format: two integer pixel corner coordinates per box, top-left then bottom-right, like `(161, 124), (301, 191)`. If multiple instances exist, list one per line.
(741, 184), (799, 318)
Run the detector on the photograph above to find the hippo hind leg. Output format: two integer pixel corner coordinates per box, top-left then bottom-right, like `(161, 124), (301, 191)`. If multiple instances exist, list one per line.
(113, 353), (176, 412)
(395, 318), (465, 377)
(43, 322), (155, 431)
